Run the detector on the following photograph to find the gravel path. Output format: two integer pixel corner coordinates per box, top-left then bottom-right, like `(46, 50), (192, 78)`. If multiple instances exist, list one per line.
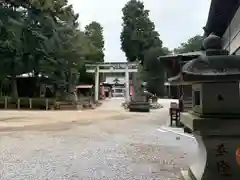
(0, 98), (195, 180)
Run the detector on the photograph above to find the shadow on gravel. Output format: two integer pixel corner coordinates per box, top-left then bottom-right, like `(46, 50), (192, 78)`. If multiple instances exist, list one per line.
(0, 120), (93, 132)
(0, 116), (31, 122)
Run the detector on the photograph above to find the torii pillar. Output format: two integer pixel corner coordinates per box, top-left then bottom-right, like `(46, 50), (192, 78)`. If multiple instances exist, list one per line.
(94, 66), (99, 101)
(125, 64), (130, 102)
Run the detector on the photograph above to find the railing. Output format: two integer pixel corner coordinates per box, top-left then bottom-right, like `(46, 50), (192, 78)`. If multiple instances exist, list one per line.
(0, 97), (56, 110)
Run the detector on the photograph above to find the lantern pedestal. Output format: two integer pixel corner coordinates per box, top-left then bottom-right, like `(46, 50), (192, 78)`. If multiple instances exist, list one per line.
(181, 81), (240, 180)
(181, 112), (240, 180)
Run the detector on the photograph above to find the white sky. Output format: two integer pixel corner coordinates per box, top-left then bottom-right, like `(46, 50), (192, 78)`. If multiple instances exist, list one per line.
(68, 0), (211, 62)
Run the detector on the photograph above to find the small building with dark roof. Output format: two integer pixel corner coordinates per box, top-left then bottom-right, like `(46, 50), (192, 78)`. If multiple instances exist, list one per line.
(159, 0), (240, 112)
(159, 52), (201, 111)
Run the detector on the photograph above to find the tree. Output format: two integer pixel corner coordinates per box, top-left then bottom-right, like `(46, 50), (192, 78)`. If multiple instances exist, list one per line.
(173, 35), (203, 54)
(26, 1), (82, 98)
(143, 46), (165, 96)
(120, 0), (166, 97)
(84, 21), (105, 62)
(120, 0), (162, 64)
(0, 3), (28, 98)
(0, 0), (105, 100)
(85, 21), (104, 50)
(78, 64), (94, 85)
(162, 47), (172, 55)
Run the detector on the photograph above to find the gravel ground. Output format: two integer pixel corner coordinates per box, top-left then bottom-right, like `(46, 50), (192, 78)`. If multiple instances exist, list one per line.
(0, 98), (196, 180)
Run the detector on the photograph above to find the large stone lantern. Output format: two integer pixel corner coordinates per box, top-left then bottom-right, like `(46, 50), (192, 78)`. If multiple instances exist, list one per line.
(181, 34), (240, 180)
(128, 81), (150, 112)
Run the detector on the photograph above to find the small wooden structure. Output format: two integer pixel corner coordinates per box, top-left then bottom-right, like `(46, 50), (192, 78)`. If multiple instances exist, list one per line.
(76, 84), (95, 109)
(76, 84), (93, 96)
(169, 102), (181, 127)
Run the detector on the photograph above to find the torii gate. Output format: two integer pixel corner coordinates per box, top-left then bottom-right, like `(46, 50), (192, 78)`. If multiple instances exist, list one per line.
(86, 62), (138, 102)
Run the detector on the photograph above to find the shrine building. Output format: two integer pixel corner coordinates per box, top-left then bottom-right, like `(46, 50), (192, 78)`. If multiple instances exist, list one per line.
(160, 0), (240, 112)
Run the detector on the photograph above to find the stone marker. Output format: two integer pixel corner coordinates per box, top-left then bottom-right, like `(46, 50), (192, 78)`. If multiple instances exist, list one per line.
(180, 34), (240, 180)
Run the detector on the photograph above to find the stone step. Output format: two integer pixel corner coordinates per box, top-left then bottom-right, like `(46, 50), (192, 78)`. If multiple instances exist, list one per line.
(183, 99), (192, 112)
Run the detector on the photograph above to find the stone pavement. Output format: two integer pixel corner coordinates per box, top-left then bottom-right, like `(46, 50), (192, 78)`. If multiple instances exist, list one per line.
(0, 98), (197, 179)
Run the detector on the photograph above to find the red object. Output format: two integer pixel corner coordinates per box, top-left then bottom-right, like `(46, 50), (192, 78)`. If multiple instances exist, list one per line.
(130, 85), (133, 96)
(236, 148), (240, 167)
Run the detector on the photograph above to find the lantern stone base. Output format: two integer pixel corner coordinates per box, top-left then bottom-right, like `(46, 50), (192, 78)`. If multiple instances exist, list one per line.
(129, 101), (150, 112)
(181, 112), (240, 180)
(181, 170), (195, 180)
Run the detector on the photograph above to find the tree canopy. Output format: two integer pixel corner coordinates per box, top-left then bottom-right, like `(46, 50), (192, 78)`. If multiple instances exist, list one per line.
(120, 0), (167, 97)
(162, 47), (172, 55)
(120, 0), (163, 64)
(0, 0), (105, 99)
(84, 21), (105, 62)
(173, 35), (203, 54)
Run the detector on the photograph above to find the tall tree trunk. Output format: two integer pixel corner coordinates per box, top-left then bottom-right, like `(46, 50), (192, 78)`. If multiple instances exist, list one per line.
(34, 55), (41, 97)
(11, 75), (18, 99)
(66, 69), (78, 102)
(11, 60), (18, 99)
(34, 71), (40, 97)
(67, 71), (73, 93)
(65, 69), (79, 103)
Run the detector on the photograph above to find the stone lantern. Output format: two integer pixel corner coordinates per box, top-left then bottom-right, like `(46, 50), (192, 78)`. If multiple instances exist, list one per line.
(181, 34), (240, 179)
(128, 81), (150, 112)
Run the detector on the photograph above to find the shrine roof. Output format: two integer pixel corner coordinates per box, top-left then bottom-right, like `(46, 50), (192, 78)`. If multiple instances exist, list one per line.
(204, 0), (239, 37)
(158, 51), (202, 61)
(165, 74), (192, 86)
